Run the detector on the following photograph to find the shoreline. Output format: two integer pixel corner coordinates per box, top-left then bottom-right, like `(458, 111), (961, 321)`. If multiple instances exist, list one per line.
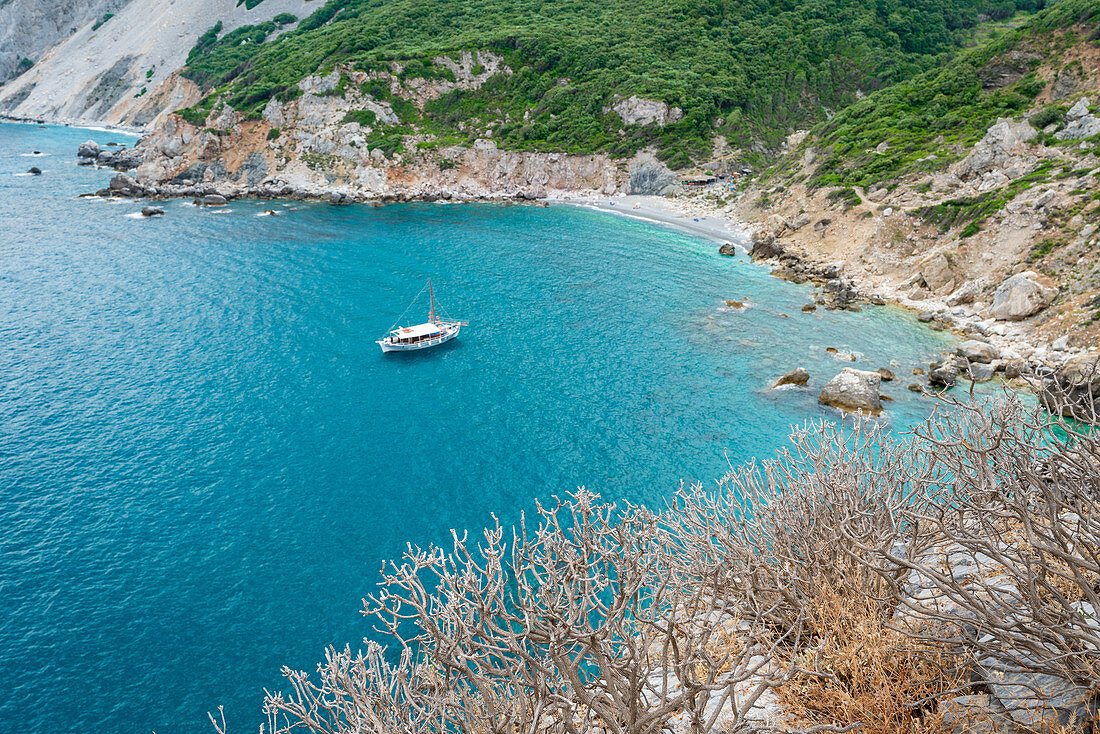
(552, 193), (749, 248)
(1, 114), (144, 136)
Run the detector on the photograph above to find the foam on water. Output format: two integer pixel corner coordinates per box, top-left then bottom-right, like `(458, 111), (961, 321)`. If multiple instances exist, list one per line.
(0, 122), (960, 734)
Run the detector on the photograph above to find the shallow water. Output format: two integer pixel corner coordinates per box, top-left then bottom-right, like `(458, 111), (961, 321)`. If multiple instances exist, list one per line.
(0, 122), (957, 733)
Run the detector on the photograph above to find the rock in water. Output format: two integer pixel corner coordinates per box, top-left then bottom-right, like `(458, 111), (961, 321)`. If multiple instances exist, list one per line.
(77, 140), (101, 159)
(957, 340), (998, 363)
(991, 271), (1058, 321)
(202, 194), (228, 206)
(929, 357), (961, 388)
(1040, 353), (1100, 422)
(718, 242), (738, 256)
(774, 368), (810, 388)
(877, 367), (895, 381)
(27, 167), (41, 175)
(109, 173), (136, 191)
(818, 368), (883, 415)
(141, 207), (165, 217)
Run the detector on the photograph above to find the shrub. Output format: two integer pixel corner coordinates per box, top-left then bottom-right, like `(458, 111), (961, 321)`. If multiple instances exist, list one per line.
(267, 127), (281, 140)
(91, 13), (113, 31)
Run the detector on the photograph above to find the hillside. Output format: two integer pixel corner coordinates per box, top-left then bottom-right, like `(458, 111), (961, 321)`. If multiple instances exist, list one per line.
(174, 0), (1044, 166)
(0, 0), (313, 127)
(710, 0), (1100, 361)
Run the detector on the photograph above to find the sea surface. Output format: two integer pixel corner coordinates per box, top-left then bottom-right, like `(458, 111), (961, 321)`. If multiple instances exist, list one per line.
(0, 123), (957, 733)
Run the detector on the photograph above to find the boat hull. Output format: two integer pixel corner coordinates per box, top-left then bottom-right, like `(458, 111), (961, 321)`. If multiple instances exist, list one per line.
(377, 324), (461, 352)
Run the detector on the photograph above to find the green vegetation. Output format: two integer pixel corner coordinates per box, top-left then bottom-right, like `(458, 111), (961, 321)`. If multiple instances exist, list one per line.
(807, 0), (1100, 189)
(267, 127), (281, 140)
(273, 13), (298, 26)
(237, 0), (265, 8)
(341, 109), (377, 126)
(178, 0), (1044, 163)
(91, 12), (113, 31)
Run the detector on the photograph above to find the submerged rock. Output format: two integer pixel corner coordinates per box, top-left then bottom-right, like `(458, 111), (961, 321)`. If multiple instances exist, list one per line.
(141, 207), (165, 217)
(774, 368), (810, 388)
(818, 368), (883, 415)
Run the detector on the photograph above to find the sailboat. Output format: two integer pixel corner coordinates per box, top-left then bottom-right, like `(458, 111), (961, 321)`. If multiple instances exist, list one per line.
(377, 280), (468, 353)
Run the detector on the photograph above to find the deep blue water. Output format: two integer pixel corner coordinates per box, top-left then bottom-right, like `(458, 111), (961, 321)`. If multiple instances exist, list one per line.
(0, 122), (956, 733)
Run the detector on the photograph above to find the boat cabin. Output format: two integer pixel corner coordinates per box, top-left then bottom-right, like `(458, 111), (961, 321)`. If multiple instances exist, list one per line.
(390, 322), (443, 345)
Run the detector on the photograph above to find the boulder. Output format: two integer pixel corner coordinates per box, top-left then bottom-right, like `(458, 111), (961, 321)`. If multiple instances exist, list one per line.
(202, 194), (228, 206)
(774, 368), (810, 388)
(956, 118), (1037, 180)
(877, 367), (896, 381)
(965, 362), (996, 382)
(929, 357), (961, 388)
(785, 213), (810, 231)
(917, 311), (935, 323)
(718, 242), (738, 256)
(108, 147), (144, 171)
(991, 271), (1058, 321)
(141, 207), (165, 217)
(818, 368), (883, 415)
(957, 340), (998, 364)
(27, 167), (41, 175)
(749, 233), (782, 260)
(108, 173), (136, 191)
(946, 280), (982, 306)
(77, 140), (101, 159)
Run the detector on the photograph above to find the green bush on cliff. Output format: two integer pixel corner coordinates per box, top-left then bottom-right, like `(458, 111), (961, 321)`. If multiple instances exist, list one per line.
(177, 0), (1045, 163)
(806, 0), (1100, 188)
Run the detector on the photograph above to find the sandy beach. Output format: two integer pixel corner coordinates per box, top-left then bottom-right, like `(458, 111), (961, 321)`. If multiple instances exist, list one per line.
(553, 193), (749, 248)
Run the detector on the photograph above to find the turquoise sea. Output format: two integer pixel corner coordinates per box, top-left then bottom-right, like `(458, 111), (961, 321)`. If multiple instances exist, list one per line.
(0, 123), (956, 733)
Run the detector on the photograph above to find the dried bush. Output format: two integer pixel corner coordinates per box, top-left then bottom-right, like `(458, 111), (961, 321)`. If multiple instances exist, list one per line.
(664, 420), (945, 634)
(251, 394), (1100, 734)
(776, 585), (965, 734)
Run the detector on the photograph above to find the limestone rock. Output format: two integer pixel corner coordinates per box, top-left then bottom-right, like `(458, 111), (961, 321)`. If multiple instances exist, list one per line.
(140, 206), (164, 217)
(202, 194), (227, 206)
(958, 340), (998, 363)
(946, 280), (982, 306)
(785, 213), (810, 231)
(77, 140), (101, 159)
(749, 233), (782, 260)
(774, 368), (809, 388)
(929, 357), (961, 388)
(605, 95), (683, 127)
(818, 368), (883, 415)
(877, 367), (896, 381)
(108, 172), (136, 191)
(991, 270), (1058, 321)
(718, 242), (738, 256)
(956, 118), (1037, 180)
(628, 154), (675, 195)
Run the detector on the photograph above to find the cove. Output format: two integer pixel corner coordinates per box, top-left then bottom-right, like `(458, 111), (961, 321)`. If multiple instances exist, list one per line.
(0, 123), (955, 733)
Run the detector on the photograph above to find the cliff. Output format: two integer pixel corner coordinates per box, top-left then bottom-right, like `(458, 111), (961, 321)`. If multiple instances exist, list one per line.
(121, 64), (626, 201)
(0, 0), (312, 128)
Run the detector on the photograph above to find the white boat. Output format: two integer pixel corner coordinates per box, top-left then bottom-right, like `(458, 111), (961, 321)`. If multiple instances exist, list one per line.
(377, 280), (467, 353)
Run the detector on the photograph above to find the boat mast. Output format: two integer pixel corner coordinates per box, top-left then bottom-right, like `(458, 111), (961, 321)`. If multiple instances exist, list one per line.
(429, 279), (436, 323)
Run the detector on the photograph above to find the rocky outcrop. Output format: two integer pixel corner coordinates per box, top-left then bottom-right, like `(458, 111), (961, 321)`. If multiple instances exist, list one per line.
(818, 368), (883, 415)
(991, 270), (1059, 321)
(773, 368), (809, 388)
(629, 155), (675, 195)
(120, 70), (627, 201)
(1054, 98), (1100, 141)
(955, 118), (1037, 181)
(605, 95), (683, 127)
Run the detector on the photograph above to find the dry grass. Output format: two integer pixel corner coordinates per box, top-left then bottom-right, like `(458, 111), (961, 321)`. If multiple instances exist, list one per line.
(776, 587), (966, 734)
